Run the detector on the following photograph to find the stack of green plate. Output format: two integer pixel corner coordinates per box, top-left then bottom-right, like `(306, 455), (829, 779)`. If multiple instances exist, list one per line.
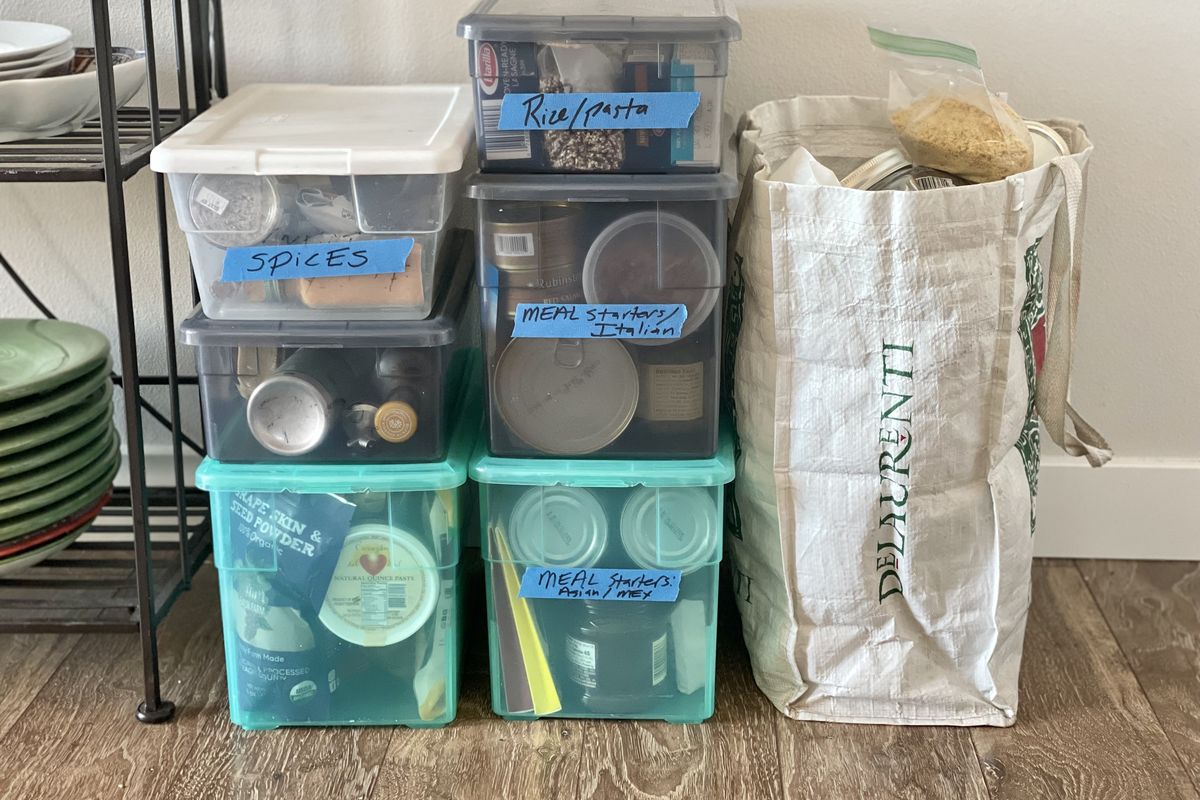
(0, 320), (120, 577)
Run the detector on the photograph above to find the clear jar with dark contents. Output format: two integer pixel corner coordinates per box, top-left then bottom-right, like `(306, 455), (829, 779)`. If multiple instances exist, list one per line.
(563, 599), (673, 714)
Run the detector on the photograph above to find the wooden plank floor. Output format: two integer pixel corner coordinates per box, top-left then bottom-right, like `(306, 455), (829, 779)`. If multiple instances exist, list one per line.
(1, 560), (1199, 800)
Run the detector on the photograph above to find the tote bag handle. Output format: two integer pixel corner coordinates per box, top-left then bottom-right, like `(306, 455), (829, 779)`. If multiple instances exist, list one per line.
(1037, 157), (1112, 466)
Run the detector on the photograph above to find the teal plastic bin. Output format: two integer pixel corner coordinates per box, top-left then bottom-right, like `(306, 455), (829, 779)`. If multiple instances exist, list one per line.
(469, 427), (734, 723)
(195, 375), (480, 730)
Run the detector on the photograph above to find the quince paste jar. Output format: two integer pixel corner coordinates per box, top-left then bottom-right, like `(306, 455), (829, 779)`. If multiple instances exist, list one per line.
(150, 83), (475, 320)
(457, 0), (740, 174)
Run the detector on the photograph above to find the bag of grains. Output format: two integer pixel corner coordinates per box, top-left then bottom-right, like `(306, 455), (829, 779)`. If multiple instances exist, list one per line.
(868, 27), (1033, 183)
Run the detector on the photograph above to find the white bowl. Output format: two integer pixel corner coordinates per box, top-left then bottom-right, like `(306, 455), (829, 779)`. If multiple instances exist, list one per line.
(0, 41), (72, 72)
(0, 48), (146, 144)
(0, 47), (73, 82)
(0, 21), (71, 64)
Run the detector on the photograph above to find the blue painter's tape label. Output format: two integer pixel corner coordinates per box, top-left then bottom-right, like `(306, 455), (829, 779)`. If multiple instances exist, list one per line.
(519, 567), (682, 602)
(512, 303), (687, 340)
(498, 91), (701, 131)
(220, 237), (413, 283)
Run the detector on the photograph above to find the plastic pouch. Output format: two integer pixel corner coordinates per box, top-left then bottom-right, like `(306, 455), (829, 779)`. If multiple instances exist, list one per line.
(868, 27), (1033, 183)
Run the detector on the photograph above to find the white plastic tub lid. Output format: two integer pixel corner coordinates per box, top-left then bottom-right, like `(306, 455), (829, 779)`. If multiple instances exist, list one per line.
(150, 84), (475, 176)
(458, 0), (741, 42)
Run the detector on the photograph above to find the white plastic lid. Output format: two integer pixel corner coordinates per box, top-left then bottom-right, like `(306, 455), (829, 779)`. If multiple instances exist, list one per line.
(150, 84), (475, 176)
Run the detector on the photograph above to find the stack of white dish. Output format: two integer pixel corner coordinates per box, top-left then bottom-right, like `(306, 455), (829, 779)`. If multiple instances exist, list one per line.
(0, 20), (147, 143)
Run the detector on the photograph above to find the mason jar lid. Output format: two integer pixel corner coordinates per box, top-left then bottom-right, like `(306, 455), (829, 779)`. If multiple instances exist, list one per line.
(841, 148), (913, 190)
(1027, 121), (1070, 167)
(507, 485), (608, 568)
(619, 486), (718, 574)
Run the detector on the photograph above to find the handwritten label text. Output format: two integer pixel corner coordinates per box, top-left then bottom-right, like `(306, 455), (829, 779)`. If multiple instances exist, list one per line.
(220, 237), (413, 283)
(498, 91), (700, 131)
(513, 303), (687, 340)
(519, 567), (682, 602)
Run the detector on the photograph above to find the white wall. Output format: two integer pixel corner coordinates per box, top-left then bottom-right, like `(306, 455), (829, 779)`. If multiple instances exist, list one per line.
(3, 1), (1197, 557)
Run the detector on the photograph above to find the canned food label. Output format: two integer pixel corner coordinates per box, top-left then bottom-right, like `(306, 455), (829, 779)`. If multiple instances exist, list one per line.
(519, 566), (682, 602)
(651, 633), (668, 686)
(194, 186), (231, 216)
(565, 635), (598, 688)
(493, 231), (536, 258)
(220, 237), (414, 283)
(513, 303), (687, 340)
(498, 91), (701, 132)
(637, 362), (705, 422)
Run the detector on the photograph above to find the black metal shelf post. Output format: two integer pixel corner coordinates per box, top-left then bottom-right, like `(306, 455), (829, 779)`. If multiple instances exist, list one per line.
(0, 0), (227, 723)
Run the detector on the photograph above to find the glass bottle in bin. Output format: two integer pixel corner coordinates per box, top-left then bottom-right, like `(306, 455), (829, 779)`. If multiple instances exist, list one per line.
(564, 600), (674, 715)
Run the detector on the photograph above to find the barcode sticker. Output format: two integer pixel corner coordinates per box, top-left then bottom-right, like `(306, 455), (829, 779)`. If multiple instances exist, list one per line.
(481, 99), (532, 160)
(388, 581), (407, 610)
(651, 633), (668, 686)
(361, 583), (388, 628)
(493, 232), (536, 257)
(910, 175), (956, 191)
(195, 186), (230, 216)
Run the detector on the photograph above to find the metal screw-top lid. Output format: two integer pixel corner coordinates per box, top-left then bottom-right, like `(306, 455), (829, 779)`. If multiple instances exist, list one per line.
(374, 399), (419, 444)
(246, 372), (336, 456)
(1026, 121), (1070, 167)
(507, 486), (608, 569)
(495, 338), (638, 456)
(841, 148), (914, 190)
(619, 486), (718, 575)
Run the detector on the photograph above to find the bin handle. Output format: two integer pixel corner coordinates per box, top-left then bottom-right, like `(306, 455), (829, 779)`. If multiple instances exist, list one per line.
(1036, 156), (1112, 467)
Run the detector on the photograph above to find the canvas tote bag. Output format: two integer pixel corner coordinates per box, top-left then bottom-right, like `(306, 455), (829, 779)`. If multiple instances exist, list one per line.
(726, 96), (1110, 726)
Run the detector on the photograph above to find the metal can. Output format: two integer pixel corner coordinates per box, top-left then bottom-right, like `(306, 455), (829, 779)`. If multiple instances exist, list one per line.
(494, 337), (638, 456)
(188, 174), (298, 248)
(619, 486), (719, 575)
(507, 485), (609, 568)
(484, 203), (581, 271)
(497, 261), (586, 321)
(234, 346), (283, 399)
(841, 148), (971, 191)
(245, 348), (354, 457)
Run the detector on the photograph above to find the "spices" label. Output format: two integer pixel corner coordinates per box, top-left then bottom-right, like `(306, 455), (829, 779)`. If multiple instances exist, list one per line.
(220, 237), (414, 283)
(498, 91), (701, 132)
(512, 303), (687, 340)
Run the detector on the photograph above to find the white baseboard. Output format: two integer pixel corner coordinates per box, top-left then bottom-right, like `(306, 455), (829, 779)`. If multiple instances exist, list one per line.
(1035, 456), (1200, 561)
(119, 449), (1200, 561)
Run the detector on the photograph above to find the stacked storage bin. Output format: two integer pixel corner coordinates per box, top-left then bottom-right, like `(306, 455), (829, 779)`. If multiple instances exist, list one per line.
(457, 0), (741, 722)
(151, 84), (479, 729)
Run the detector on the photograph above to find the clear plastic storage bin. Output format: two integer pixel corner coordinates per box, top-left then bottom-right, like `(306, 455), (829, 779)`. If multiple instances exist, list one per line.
(469, 172), (737, 458)
(179, 231), (474, 464)
(150, 83), (474, 320)
(470, 428), (733, 723)
(457, 0), (740, 174)
(194, 386), (480, 730)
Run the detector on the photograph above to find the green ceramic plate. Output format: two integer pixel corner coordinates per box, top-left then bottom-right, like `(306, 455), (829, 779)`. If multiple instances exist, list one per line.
(0, 381), (112, 459)
(0, 319), (110, 404)
(0, 474), (114, 543)
(0, 414), (112, 480)
(0, 438), (119, 525)
(0, 358), (111, 432)
(0, 425), (116, 501)
(0, 516), (96, 577)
